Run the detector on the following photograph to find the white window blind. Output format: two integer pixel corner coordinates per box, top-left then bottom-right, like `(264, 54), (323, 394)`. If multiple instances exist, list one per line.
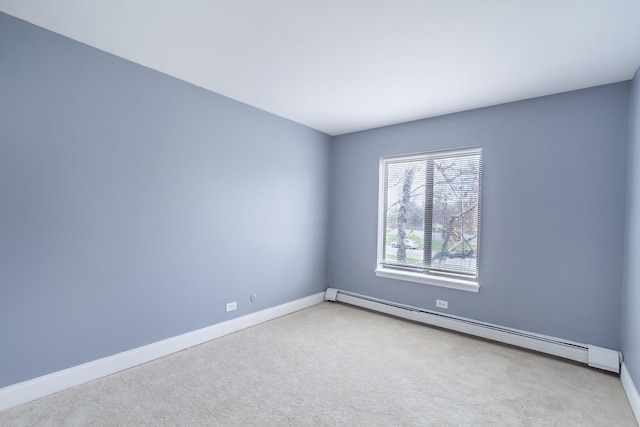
(380, 147), (482, 281)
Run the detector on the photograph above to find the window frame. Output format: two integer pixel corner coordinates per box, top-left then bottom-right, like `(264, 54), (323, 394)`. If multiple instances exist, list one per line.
(375, 147), (482, 293)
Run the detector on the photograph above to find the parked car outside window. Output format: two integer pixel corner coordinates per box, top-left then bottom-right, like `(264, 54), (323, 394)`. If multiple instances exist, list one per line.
(391, 239), (419, 249)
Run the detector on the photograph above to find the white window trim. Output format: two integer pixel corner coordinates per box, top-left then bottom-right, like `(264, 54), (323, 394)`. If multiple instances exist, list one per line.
(374, 266), (480, 292)
(375, 147), (481, 293)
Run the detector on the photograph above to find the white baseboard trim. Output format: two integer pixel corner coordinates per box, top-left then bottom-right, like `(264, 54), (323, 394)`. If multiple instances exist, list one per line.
(0, 292), (325, 412)
(621, 363), (640, 424)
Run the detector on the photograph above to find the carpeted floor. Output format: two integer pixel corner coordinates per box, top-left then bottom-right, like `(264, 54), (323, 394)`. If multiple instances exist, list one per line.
(0, 302), (636, 426)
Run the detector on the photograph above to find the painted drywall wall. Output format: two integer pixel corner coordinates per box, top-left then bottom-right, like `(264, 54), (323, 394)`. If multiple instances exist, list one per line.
(329, 83), (629, 349)
(622, 67), (640, 386)
(0, 13), (330, 388)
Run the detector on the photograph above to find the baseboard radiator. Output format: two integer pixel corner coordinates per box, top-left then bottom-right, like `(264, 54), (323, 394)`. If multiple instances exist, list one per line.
(324, 288), (621, 373)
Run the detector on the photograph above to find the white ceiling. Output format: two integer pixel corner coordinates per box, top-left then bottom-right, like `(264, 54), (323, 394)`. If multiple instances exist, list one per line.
(1, 1), (640, 136)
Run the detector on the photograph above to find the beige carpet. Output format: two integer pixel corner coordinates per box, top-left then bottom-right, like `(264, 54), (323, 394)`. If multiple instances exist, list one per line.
(0, 302), (636, 426)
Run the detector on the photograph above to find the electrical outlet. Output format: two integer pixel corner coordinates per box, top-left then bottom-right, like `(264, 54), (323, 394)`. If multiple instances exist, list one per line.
(436, 299), (448, 309)
(225, 302), (237, 312)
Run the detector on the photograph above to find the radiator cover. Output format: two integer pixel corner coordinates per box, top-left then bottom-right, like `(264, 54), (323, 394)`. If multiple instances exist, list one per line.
(325, 288), (621, 373)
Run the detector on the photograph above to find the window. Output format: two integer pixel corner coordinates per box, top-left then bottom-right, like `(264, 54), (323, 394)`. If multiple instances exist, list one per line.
(376, 147), (482, 292)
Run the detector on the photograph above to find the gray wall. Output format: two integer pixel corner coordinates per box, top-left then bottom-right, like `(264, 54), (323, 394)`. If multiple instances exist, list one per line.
(622, 67), (640, 386)
(0, 13), (330, 387)
(329, 83), (629, 350)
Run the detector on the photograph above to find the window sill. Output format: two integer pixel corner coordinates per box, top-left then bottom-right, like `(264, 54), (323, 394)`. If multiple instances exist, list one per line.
(375, 266), (480, 293)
